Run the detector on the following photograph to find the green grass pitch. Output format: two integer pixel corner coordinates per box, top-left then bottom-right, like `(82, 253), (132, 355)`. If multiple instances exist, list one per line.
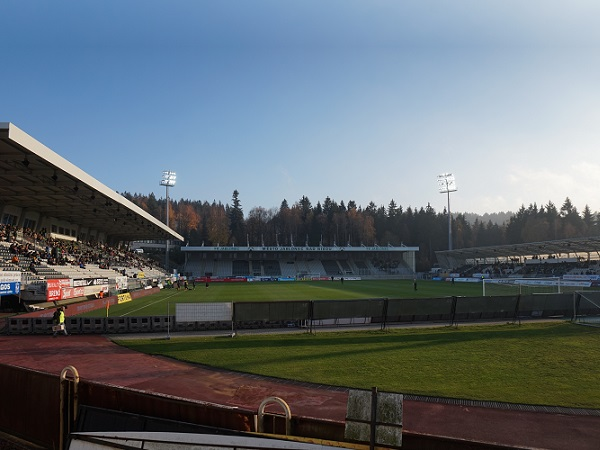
(84, 279), (600, 409)
(82, 279), (484, 317)
(116, 321), (600, 409)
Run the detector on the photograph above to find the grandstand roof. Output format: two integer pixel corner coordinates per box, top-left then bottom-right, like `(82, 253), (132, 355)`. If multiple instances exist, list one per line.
(0, 122), (183, 242)
(182, 245), (419, 253)
(435, 236), (600, 269)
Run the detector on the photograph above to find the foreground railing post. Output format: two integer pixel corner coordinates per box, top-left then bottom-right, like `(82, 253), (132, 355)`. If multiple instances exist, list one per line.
(59, 365), (79, 450)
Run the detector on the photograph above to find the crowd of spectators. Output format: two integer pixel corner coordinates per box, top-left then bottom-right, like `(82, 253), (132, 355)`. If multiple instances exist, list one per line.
(1, 223), (158, 278)
(450, 257), (600, 279)
(371, 257), (402, 273)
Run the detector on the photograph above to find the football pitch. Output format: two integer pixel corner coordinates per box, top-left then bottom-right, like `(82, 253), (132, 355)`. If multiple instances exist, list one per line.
(91, 279), (600, 410)
(83, 279), (484, 317)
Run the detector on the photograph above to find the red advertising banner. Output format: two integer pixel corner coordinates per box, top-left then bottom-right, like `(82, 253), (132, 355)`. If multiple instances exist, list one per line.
(46, 278), (71, 301)
(61, 287), (86, 299)
(193, 277), (246, 283)
(45, 279), (85, 301)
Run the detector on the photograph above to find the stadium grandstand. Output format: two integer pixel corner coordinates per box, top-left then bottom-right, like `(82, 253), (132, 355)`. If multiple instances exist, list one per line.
(435, 237), (600, 282)
(0, 121), (418, 309)
(182, 244), (419, 280)
(0, 122), (184, 306)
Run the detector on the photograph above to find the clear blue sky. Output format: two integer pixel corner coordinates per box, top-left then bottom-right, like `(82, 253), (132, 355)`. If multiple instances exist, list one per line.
(2, 1), (600, 217)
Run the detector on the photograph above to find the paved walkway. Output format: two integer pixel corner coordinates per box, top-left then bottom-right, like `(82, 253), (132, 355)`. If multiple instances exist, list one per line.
(1, 334), (600, 449)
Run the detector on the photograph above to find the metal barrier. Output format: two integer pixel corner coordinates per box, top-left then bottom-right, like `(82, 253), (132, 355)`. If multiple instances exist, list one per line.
(32, 317), (54, 334)
(59, 366), (80, 450)
(65, 317), (81, 334)
(105, 317), (128, 333)
(174, 321), (198, 332)
(128, 316), (152, 332)
(205, 321), (220, 330)
(151, 316), (171, 332)
(81, 318), (105, 334)
(9, 317), (32, 334)
(257, 396), (292, 436)
(9, 293), (576, 337)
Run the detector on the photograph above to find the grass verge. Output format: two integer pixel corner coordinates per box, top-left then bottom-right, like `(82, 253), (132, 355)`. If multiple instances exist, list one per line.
(115, 321), (600, 409)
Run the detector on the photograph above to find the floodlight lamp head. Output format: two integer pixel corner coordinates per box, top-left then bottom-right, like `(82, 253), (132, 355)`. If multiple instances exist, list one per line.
(437, 173), (457, 193)
(160, 170), (177, 187)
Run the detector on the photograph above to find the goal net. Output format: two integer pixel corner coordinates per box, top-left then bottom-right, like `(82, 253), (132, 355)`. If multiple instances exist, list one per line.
(573, 291), (600, 327)
(296, 273), (321, 281)
(482, 277), (563, 296)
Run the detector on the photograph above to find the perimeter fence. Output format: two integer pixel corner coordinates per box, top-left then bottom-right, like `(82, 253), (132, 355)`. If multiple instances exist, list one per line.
(7, 292), (593, 335)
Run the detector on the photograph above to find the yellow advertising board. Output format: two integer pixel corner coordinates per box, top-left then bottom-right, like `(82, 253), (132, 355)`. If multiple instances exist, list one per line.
(117, 292), (132, 304)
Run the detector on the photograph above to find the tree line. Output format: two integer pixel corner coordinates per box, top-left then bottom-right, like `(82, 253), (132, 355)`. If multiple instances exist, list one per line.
(122, 190), (599, 271)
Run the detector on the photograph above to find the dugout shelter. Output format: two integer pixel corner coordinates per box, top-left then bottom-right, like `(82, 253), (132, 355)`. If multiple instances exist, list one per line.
(0, 122), (183, 245)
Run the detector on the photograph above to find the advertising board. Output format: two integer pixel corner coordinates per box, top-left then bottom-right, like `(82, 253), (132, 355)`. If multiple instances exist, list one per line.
(0, 282), (20, 296)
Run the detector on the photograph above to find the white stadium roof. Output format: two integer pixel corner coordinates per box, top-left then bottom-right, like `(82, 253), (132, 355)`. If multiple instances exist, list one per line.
(0, 122), (183, 243)
(435, 236), (600, 269)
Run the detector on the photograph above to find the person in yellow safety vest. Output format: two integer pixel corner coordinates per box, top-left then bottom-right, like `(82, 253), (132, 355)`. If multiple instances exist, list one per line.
(52, 307), (68, 337)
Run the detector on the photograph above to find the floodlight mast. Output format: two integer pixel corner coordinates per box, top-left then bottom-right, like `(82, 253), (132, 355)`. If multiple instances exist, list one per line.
(160, 170), (176, 271)
(437, 173), (457, 251)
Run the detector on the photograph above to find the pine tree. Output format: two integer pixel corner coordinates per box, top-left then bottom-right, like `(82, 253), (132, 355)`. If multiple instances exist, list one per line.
(228, 190), (245, 246)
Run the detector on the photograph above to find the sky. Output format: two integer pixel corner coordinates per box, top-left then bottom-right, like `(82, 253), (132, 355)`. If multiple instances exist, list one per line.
(2, 1), (600, 217)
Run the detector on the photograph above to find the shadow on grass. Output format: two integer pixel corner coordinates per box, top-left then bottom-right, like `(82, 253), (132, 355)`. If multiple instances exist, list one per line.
(116, 321), (593, 367)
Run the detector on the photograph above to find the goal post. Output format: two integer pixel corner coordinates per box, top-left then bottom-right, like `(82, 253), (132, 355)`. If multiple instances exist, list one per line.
(573, 291), (600, 327)
(482, 277), (562, 296)
(296, 273), (321, 281)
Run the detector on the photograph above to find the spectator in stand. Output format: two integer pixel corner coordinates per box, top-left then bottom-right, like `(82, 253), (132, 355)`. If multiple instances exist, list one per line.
(2, 223), (170, 287)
